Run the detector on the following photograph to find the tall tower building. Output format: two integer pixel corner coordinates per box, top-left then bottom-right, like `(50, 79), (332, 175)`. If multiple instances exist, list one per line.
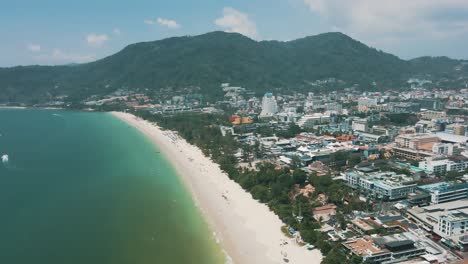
(260, 92), (278, 117)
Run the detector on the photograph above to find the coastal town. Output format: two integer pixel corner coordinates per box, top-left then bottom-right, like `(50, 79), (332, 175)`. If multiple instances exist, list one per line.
(49, 80), (468, 264)
(3, 1), (468, 264)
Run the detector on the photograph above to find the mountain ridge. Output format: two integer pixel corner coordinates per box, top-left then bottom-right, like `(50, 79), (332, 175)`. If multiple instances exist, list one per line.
(1, 31), (467, 103)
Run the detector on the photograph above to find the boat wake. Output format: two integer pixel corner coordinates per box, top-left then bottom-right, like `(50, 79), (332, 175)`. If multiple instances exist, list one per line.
(1, 154), (8, 163)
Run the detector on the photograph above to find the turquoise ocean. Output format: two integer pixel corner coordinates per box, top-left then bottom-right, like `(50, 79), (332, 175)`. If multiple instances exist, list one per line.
(0, 109), (224, 264)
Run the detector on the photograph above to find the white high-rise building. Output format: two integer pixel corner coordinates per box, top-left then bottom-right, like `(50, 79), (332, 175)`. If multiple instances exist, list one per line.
(260, 92), (278, 117)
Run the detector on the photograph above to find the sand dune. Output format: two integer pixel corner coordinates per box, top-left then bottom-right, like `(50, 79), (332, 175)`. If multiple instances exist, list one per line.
(112, 112), (322, 264)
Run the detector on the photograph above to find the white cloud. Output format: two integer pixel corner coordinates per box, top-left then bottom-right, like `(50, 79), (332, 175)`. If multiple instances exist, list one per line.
(35, 49), (95, 64)
(145, 18), (181, 29)
(214, 7), (258, 39)
(86, 33), (109, 47)
(302, 0), (468, 44)
(157, 18), (180, 29)
(113, 28), (121, 35)
(27, 44), (41, 52)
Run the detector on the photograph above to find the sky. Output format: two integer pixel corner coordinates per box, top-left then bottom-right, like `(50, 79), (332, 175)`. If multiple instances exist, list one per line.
(1, 0), (468, 67)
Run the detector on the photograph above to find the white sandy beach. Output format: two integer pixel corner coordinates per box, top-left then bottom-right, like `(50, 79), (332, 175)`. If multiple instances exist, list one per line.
(112, 112), (323, 264)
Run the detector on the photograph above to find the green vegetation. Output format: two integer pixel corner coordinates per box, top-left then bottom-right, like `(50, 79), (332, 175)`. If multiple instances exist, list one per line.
(135, 111), (370, 263)
(377, 113), (419, 126)
(1, 31), (467, 104)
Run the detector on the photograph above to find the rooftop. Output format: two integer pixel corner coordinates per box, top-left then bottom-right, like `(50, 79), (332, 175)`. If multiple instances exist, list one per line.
(419, 182), (468, 194)
(344, 238), (388, 256)
(434, 132), (468, 144)
(440, 211), (468, 222)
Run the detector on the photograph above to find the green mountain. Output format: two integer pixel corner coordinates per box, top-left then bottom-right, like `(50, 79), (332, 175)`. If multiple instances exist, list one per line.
(0, 31), (467, 103)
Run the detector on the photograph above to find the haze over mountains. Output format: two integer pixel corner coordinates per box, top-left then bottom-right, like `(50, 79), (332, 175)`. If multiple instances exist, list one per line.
(1, 31), (467, 103)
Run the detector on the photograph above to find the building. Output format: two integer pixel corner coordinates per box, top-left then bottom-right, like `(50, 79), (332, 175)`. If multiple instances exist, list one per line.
(437, 212), (468, 237)
(297, 113), (331, 128)
(418, 98), (444, 110)
(419, 156), (468, 175)
(351, 218), (377, 234)
(434, 132), (468, 144)
(343, 237), (391, 263)
(324, 102), (342, 113)
(420, 110), (447, 120)
(418, 182), (468, 204)
(407, 200), (468, 250)
(277, 107), (301, 123)
(352, 118), (368, 132)
(358, 97), (378, 112)
(393, 134), (440, 160)
(431, 142), (459, 156)
(356, 132), (389, 143)
(343, 232), (427, 263)
(345, 171), (417, 200)
(395, 134), (440, 150)
(391, 102), (421, 113)
(392, 147), (435, 161)
(454, 125), (466, 136)
(259, 92), (278, 117)
(312, 203), (337, 221)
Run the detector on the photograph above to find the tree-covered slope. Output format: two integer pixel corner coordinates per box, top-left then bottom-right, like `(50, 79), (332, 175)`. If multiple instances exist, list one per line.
(0, 31), (466, 103)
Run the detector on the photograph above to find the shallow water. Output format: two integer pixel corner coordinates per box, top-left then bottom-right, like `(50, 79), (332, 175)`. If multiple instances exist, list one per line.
(0, 109), (224, 264)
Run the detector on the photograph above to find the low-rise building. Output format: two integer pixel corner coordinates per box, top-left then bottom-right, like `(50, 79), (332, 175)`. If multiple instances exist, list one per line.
(437, 211), (468, 237)
(352, 118), (368, 132)
(345, 171), (417, 200)
(420, 110), (447, 120)
(418, 182), (468, 204)
(419, 156), (468, 175)
(312, 203), (337, 221)
(407, 199), (468, 232)
(297, 113), (331, 128)
(343, 232), (427, 263)
(393, 133), (440, 160)
(390, 102), (421, 113)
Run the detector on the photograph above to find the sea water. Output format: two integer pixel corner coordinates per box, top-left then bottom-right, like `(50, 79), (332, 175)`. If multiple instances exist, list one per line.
(0, 109), (224, 264)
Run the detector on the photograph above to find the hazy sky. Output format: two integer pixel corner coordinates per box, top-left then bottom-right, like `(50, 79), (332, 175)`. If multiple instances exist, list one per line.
(1, 0), (468, 66)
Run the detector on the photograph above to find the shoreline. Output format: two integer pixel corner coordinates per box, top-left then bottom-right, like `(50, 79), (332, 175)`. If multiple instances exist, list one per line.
(0, 106), (64, 110)
(111, 111), (322, 264)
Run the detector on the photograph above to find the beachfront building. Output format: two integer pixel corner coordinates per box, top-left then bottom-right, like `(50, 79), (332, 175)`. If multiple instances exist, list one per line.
(343, 232), (427, 263)
(345, 171), (417, 200)
(312, 203), (337, 222)
(418, 182), (468, 204)
(259, 92), (278, 117)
